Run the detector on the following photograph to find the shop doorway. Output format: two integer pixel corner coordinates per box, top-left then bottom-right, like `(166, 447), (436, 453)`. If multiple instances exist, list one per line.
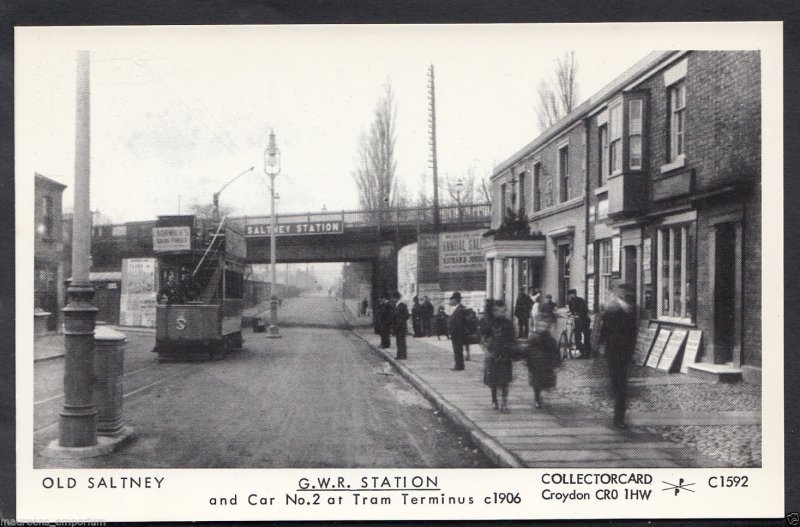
(713, 223), (736, 363)
(624, 246), (638, 302)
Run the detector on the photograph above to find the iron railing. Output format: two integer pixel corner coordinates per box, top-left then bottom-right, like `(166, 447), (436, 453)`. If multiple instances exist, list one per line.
(95, 203), (492, 237)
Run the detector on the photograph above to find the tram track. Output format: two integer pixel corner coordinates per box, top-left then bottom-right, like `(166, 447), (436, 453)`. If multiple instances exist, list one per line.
(34, 361), (201, 434)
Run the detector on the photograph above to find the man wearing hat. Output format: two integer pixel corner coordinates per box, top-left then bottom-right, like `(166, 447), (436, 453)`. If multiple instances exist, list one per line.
(567, 288), (591, 358)
(391, 291), (410, 360)
(599, 282), (637, 429)
(448, 292), (467, 370)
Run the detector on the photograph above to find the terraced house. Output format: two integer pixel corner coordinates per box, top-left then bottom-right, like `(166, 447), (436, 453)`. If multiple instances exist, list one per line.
(484, 50), (761, 380)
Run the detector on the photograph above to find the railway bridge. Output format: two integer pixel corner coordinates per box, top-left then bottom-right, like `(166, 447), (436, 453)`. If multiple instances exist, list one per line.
(90, 203), (491, 305)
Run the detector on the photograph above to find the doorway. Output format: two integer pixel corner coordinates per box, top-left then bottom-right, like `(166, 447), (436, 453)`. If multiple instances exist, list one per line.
(623, 246), (638, 301)
(713, 223), (736, 363)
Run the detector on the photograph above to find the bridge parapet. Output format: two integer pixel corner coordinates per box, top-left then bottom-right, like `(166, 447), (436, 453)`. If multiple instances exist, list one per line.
(233, 203), (491, 232)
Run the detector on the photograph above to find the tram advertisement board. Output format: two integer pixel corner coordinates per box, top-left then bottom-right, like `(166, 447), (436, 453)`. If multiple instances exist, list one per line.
(225, 226), (247, 258)
(120, 257), (158, 327)
(153, 226), (191, 252)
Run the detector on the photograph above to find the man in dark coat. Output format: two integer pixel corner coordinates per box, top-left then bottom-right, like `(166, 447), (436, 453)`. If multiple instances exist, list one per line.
(567, 288), (592, 358)
(514, 287), (533, 338)
(378, 292), (393, 348)
(599, 282), (638, 429)
(410, 296), (422, 337)
(448, 291), (466, 370)
(420, 296), (434, 337)
(392, 291), (410, 359)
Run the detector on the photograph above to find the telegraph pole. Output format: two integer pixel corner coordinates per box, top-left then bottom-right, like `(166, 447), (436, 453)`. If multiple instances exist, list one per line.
(427, 65), (440, 231)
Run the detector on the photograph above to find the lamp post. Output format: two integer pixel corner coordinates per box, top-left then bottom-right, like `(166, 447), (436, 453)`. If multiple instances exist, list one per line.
(455, 177), (464, 222)
(264, 130), (281, 338)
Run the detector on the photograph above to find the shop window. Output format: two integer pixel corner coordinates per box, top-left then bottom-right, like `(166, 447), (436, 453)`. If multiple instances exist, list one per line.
(532, 163), (542, 212)
(668, 82), (686, 162)
(598, 239), (613, 308)
(598, 124), (609, 186)
(609, 102), (623, 174)
(657, 223), (694, 322)
(628, 99), (643, 169)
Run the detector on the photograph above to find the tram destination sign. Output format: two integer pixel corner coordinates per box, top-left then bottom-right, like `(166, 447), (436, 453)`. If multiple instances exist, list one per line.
(245, 220), (344, 236)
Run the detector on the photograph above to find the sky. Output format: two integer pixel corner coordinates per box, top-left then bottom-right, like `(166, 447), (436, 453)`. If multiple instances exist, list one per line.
(15, 23), (772, 224)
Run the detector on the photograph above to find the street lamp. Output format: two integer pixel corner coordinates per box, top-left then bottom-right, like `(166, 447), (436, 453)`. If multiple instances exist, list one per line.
(264, 129), (282, 338)
(455, 177), (464, 222)
(212, 166), (255, 224)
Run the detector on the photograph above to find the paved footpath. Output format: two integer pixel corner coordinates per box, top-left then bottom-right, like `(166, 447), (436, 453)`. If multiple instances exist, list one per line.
(351, 326), (729, 468)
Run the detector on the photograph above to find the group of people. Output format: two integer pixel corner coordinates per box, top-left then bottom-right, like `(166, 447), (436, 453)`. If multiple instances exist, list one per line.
(374, 291), (478, 369)
(513, 286), (592, 358)
(485, 282), (637, 429)
(156, 267), (200, 305)
(375, 282), (637, 430)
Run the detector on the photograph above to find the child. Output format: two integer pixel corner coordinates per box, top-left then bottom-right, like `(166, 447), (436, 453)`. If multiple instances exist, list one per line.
(436, 306), (449, 340)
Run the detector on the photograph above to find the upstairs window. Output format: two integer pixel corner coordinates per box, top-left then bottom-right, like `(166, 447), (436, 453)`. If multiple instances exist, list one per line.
(668, 82), (686, 162)
(559, 145), (570, 202)
(532, 163), (542, 212)
(598, 124), (609, 186)
(500, 183), (507, 215)
(518, 172), (526, 215)
(628, 99), (643, 169)
(609, 102), (622, 174)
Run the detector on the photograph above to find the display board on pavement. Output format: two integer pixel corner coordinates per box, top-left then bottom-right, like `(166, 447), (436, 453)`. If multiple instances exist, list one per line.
(646, 327), (672, 368)
(680, 330), (703, 373)
(634, 326), (659, 366)
(657, 329), (688, 372)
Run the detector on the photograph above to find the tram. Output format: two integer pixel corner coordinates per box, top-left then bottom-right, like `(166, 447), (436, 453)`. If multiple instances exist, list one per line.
(151, 215), (247, 360)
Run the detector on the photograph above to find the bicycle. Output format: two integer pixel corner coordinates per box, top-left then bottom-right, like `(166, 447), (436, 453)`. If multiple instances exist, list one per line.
(558, 314), (582, 360)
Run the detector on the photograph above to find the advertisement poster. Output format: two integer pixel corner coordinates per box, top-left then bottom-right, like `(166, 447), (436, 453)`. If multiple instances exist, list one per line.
(439, 229), (484, 273)
(153, 226), (191, 252)
(397, 243), (418, 301)
(119, 257), (158, 327)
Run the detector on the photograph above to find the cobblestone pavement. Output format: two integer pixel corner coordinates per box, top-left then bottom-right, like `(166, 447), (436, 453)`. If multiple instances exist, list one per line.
(550, 356), (761, 467)
(352, 323), (729, 468)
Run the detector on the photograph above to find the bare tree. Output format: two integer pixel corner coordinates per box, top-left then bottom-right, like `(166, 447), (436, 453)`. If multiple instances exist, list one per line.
(536, 51), (580, 132)
(555, 51), (579, 115)
(189, 201), (234, 220)
(352, 80), (398, 211)
(478, 175), (492, 206)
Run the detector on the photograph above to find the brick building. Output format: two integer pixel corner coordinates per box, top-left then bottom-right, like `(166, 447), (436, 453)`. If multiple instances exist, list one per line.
(34, 173), (67, 331)
(485, 52), (673, 311)
(586, 50), (761, 372)
(486, 50), (761, 376)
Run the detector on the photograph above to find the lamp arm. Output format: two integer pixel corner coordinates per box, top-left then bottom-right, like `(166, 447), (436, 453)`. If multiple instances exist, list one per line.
(216, 166), (255, 196)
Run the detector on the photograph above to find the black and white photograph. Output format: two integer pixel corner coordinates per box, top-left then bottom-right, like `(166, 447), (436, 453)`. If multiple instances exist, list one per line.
(14, 22), (783, 522)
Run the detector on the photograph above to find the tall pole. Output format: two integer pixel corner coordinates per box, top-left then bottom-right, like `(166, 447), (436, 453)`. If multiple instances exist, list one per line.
(428, 65), (440, 231)
(59, 50), (98, 448)
(265, 130), (281, 337)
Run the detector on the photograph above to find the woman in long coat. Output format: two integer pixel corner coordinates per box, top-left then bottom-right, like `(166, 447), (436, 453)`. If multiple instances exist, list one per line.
(481, 299), (514, 412)
(526, 315), (560, 408)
